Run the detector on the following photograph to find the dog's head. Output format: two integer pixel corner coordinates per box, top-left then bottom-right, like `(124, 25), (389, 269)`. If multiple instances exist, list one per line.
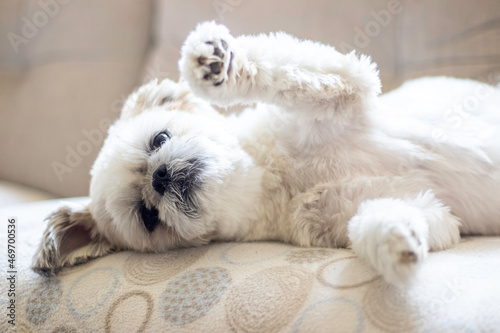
(32, 79), (258, 275)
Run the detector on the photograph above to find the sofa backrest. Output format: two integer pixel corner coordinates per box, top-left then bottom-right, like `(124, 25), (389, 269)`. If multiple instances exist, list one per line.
(0, 0), (153, 197)
(1, 0), (499, 197)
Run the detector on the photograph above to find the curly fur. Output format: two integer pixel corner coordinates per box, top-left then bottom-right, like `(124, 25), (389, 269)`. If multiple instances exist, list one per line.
(33, 22), (500, 285)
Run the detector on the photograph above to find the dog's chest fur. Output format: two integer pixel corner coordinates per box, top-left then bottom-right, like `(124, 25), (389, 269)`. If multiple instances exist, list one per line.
(234, 113), (403, 246)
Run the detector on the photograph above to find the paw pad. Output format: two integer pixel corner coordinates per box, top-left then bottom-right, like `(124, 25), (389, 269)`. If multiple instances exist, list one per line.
(196, 39), (231, 86)
(399, 250), (418, 264)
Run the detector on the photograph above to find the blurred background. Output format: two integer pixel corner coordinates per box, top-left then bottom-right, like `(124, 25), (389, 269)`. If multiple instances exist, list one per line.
(1, 0), (499, 204)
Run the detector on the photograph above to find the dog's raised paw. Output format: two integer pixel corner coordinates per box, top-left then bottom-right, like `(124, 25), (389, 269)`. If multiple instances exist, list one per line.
(180, 22), (234, 88)
(197, 39), (231, 86)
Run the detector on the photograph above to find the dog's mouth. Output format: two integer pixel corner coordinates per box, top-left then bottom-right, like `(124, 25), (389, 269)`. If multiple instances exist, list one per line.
(140, 204), (161, 233)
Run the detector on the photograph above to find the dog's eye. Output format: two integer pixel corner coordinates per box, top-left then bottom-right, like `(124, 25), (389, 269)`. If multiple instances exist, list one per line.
(151, 131), (170, 150)
(160, 96), (173, 105)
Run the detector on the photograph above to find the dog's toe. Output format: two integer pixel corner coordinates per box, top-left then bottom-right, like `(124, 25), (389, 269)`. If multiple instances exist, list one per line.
(399, 250), (418, 264)
(379, 223), (428, 286)
(198, 39), (231, 86)
(180, 22), (236, 90)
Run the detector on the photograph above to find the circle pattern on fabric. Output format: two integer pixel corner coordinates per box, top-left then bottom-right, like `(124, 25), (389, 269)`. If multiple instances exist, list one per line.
(226, 266), (313, 333)
(25, 277), (62, 326)
(160, 267), (231, 326)
(124, 246), (208, 285)
(293, 297), (365, 333)
(286, 248), (337, 264)
(66, 267), (119, 318)
(363, 279), (424, 332)
(59, 260), (94, 277)
(220, 242), (292, 265)
(318, 256), (379, 289)
(105, 291), (153, 333)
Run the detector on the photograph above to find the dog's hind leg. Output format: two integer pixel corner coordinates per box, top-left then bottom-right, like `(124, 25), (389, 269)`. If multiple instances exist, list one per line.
(288, 178), (460, 286)
(179, 22), (380, 125)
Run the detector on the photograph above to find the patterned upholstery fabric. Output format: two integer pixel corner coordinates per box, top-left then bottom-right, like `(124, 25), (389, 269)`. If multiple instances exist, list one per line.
(1, 198), (500, 332)
(1, 1), (500, 332)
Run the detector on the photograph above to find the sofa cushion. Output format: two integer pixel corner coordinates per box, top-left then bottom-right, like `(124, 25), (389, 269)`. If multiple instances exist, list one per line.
(1, 198), (499, 332)
(0, 181), (56, 206)
(0, 0), (153, 197)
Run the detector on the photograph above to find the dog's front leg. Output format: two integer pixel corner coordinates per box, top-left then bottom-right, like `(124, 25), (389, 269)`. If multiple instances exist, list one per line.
(179, 22), (380, 119)
(347, 192), (461, 286)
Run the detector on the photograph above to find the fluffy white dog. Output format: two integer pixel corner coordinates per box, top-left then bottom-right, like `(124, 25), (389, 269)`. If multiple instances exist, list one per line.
(33, 22), (500, 285)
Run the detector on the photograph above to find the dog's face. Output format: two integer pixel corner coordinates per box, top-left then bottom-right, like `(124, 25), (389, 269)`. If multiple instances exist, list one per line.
(90, 104), (241, 251)
(32, 79), (254, 275)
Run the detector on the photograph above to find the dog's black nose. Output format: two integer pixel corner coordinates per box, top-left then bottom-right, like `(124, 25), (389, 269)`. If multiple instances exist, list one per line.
(152, 164), (169, 195)
(153, 164), (168, 181)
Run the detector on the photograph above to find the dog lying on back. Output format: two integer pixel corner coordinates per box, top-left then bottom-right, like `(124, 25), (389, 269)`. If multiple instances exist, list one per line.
(33, 22), (500, 285)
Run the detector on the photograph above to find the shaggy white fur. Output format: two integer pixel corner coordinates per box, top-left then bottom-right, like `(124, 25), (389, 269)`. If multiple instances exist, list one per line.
(33, 22), (500, 285)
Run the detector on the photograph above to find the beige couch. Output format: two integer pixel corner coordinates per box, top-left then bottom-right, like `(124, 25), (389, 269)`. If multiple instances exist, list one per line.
(1, 0), (499, 199)
(1, 1), (500, 332)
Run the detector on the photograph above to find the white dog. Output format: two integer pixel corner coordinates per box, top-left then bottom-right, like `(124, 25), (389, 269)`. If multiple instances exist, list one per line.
(33, 22), (500, 285)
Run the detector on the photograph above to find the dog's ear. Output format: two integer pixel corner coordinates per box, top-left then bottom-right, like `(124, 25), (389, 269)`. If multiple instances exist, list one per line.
(32, 205), (116, 276)
(120, 78), (203, 120)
